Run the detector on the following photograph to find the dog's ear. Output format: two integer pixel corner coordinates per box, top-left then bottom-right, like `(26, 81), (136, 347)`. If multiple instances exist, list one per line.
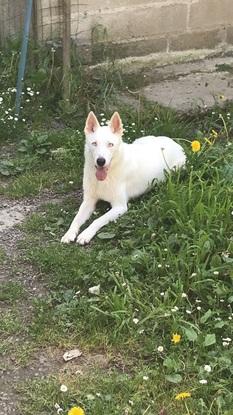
(84, 112), (100, 134)
(109, 112), (123, 136)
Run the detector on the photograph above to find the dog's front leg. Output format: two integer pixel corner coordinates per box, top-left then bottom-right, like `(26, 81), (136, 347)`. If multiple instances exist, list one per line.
(61, 198), (96, 243)
(76, 204), (127, 245)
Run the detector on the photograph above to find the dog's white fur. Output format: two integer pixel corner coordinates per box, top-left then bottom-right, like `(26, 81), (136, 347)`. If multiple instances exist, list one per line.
(61, 111), (186, 245)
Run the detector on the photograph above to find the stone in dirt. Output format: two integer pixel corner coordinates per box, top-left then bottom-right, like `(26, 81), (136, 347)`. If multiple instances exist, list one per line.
(63, 349), (83, 362)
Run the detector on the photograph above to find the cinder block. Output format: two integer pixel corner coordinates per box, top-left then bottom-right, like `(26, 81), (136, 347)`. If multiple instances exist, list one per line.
(76, 3), (188, 43)
(91, 36), (167, 63)
(227, 27), (233, 44)
(189, 0), (233, 30)
(39, 0), (58, 10)
(170, 29), (226, 51)
(73, 0), (171, 14)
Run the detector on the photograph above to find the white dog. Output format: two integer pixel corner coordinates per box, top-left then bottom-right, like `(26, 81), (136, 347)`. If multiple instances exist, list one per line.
(61, 111), (186, 245)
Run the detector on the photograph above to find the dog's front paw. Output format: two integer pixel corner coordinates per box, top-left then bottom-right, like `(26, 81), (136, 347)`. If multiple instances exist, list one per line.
(76, 229), (94, 245)
(61, 229), (77, 244)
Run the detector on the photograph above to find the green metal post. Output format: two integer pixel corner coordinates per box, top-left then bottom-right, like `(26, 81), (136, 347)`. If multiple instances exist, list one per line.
(15, 0), (33, 116)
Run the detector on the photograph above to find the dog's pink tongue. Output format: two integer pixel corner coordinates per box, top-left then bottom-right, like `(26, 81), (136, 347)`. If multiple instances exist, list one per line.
(96, 168), (108, 181)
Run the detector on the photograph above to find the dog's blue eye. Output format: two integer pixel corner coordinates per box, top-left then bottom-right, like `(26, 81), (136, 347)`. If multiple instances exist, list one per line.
(91, 141), (97, 146)
(108, 142), (114, 147)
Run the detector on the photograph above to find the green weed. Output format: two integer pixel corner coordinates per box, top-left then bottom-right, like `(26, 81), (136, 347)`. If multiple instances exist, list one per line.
(0, 282), (26, 303)
(18, 367), (233, 415)
(0, 44), (233, 415)
(15, 126), (232, 413)
(0, 310), (23, 337)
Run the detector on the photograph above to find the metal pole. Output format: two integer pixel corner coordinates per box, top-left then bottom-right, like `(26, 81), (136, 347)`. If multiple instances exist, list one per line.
(15, 0), (33, 116)
(31, 0), (38, 68)
(62, 0), (71, 102)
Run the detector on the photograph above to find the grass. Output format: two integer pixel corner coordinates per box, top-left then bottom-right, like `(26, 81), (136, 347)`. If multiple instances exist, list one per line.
(0, 281), (26, 303)
(14, 118), (233, 414)
(2, 112), (233, 415)
(0, 337), (36, 369)
(0, 309), (23, 337)
(17, 369), (230, 415)
(0, 247), (6, 264)
(0, 45), (233, 415)
(0, 129), (83, 197)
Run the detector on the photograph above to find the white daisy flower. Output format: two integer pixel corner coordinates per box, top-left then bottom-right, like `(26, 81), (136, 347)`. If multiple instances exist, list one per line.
(60, 384), (68, 392)
(55, 403), (63, 414)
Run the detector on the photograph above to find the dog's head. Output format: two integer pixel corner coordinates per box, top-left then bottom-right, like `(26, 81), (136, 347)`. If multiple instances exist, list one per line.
(84, 111), (123, 181)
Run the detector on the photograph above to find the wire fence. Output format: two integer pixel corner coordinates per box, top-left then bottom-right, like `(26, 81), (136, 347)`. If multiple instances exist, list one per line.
(0, 0), (86, 104)
(0, 0), (26, 45)
(0, 0), (83, 46)
(36, 0), (63, 41)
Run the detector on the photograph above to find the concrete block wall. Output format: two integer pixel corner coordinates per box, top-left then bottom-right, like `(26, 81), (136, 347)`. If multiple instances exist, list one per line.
(66, 0), (233, 62)
(1, 0), (233, 62)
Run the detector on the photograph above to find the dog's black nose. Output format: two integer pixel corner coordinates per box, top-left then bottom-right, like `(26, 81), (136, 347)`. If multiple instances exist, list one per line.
(97, 157), (106, 167)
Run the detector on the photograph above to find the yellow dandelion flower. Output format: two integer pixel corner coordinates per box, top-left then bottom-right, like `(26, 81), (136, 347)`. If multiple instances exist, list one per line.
(172, 333), (181, 344)
(191, 140), (201, 153)
(68, 407), (85, 415)
(175, 391), (191, 400)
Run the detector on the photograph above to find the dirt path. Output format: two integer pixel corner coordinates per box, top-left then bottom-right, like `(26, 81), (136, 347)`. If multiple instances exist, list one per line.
(0, 193), (64, 414)
(0, 191), (110, 414)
